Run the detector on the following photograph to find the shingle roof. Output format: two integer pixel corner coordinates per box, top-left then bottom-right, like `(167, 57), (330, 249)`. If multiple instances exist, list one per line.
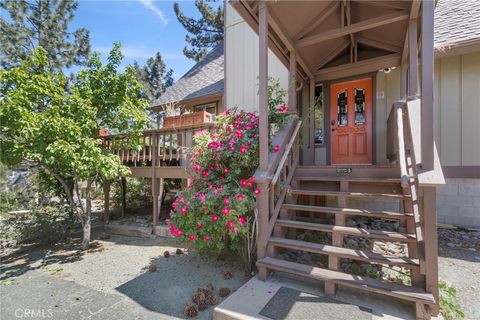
(152, 42), (224, 107)
(435, 0), (480, 46)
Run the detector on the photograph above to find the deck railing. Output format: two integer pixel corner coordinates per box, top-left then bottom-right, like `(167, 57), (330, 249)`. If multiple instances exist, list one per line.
(254, 117), (301, 267)
(102, 123), (216, 167)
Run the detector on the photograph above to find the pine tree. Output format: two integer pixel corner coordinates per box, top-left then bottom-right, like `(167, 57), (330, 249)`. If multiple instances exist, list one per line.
(132, 52), (174, 103)
(174, 0), (223, 62)
(0, 0), (91, 70)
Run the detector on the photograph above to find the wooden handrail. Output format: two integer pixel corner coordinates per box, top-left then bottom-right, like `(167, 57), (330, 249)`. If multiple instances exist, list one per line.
(395, 103), (409, 187)
(271, 121), (302, 186)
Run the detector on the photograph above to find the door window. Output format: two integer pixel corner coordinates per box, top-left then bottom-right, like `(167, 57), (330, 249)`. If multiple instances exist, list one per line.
(354, 88), (366, 125)
(337, 90), (348, 126)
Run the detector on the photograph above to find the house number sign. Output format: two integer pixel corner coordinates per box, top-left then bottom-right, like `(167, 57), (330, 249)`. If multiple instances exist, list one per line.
(336, 167), (352, 174)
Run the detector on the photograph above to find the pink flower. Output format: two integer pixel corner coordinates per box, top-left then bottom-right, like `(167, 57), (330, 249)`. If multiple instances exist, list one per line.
(202, 171), (209, 177)
(236, 194), (245, 200)
(223, 168), (229, 174)
(175, 229), (183, 237)
(233, 227), (239, 233)
(235, 130), (243, 139)
(196, 223), (203, 229)
(249, 176), (255, 183)
(273, 145), (280, 152)
(239, 145), (247, 154)
(180, 207), (188, 215)
(240, 179), (248, 187)
(202, 206), (208, 211)
(193, 164), (201, 171)
(223, 198), (230, 206)
(188, 234), (197, 241)
(227, 220), (234, 229)
(254, 188), (261, 196)
(239, 216), (246, 225)
(211, 214), (219, 222)
(222, 207), (230, 216)
(204, 236), (210, 241)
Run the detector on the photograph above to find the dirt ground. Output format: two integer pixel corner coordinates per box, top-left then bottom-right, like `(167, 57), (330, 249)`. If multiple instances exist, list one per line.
(0, 228), (248, 319)
(1, 227), (479, 319)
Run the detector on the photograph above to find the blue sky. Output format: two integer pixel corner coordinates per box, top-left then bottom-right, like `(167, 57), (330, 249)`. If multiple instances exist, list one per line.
(69, 0), (218, 80)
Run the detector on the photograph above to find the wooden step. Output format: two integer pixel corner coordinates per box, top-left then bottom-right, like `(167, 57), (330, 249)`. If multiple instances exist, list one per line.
(282, 204), (413, 220)
(269, 237), (420, 270)
(293, 176), (401, 184)
(276, 219), (417, 242)
(289, 189), (408, 200)
(256, 257), (435, 305)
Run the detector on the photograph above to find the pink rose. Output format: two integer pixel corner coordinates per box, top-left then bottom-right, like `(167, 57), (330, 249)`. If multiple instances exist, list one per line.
(211, 214), (219, 222)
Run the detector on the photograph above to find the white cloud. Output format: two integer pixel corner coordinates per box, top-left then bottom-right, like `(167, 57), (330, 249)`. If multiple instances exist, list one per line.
(138, 0), (168, 25)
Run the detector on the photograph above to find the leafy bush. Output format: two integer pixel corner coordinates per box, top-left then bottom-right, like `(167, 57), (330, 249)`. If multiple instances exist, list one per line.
(169, 110), (260, 256)
(112, 177), (152, 211)
(440, 281), (464, 320)
(0, 204), (78, 246)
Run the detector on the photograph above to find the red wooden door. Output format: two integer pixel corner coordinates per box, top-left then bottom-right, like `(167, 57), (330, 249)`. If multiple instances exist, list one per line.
(330, 78), (373, 164)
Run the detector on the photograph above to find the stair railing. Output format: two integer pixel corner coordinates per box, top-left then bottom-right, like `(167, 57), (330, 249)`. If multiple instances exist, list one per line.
(254, 117), (301, 262)
(388, 100), (426, 274)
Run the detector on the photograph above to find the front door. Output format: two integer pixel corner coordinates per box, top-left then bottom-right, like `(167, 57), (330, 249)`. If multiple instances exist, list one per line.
(330, 78), (373, 164)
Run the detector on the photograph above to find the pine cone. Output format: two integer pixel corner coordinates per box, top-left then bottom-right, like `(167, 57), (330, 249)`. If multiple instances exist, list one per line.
(197, 298), (209, 311)
(148, 264), (157, 272)
(183, 304), (199, 318)
(219, 287), (230, 297)
(207, 293), (218, 306)
(223, 271), (233, 279)
(163, 251), (170, 258)
(176, 248), (184, 255)
(192, 290), (206, 304)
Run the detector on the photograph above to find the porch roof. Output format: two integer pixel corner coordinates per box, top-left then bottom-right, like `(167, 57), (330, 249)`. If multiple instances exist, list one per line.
(231, 0), (421, 82)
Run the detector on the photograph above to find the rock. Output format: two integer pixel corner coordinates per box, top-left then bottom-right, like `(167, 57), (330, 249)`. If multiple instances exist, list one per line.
(447, 243), (456, 248)
(468, 248), (476, 252)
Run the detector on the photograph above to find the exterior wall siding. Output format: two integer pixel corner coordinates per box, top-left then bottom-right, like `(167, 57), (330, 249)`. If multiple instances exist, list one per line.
(225, 3), (289, 112)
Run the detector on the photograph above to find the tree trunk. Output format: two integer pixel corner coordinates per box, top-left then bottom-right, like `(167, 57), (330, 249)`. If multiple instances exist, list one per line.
(81, 181), (92, 250)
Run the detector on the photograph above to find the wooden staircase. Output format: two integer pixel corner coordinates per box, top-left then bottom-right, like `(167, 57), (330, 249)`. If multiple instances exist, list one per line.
(254, 105), (440, 320)
(257, 169), (435, 318)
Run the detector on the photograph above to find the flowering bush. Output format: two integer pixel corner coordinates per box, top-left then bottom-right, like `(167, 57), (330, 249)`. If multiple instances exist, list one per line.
(169, 78), (292, 269)
(169, 110), (260, 256)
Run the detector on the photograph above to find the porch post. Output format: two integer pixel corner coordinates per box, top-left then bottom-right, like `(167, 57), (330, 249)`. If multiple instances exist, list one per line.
(308, 78), (315, 165)
(408, 19), (418, 97)
(421, 0), (435, 170)
(257, 1), (269, 280)
(400, 64), (408, 100)
(259, 1), (269, 171)
(288, 50), (297, 113)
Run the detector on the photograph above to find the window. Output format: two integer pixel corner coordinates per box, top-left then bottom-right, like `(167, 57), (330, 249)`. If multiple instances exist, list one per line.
(354, 88), (366, 125)
(194, 102), (217, 115)
(337, 90), (348, 126)
(314, 87), (324, 145)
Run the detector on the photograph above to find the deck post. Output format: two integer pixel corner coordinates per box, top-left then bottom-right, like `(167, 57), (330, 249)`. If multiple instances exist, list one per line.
(307, 78), (315, 165)
(288, 50), (297, 113)
(421, 0), (435, 170)
(120, 177), (127, 218)
(421, 186), (439, 316)
(257, 1), (269, 280)
(103, 180), (111, 223)
(152, 177), (159, 226)
(408, 19), (418, 97)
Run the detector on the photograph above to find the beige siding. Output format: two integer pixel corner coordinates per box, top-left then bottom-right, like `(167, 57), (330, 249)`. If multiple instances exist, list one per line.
(376, 51), (480, 166)
(225, 3), (289, 113)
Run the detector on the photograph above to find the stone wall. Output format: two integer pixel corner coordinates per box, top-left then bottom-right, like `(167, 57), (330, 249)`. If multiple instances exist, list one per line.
(437, 178), (480, 228)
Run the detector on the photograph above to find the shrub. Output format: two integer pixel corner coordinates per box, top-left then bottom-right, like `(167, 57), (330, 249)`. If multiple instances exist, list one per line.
(112, 177), (152, 211)
(439, 281), (464, 320)
(169, 110), (260, 256)
(0, 204), (78, 246)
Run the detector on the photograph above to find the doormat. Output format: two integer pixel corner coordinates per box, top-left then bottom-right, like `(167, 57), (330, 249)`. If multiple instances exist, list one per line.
(259, 287), (372, 320)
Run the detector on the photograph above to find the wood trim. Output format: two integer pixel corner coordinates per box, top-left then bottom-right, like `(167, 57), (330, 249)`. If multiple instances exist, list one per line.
(294, 1), (340, 41)
(150, 93), (223, 113)
(315, 40), (350, 71)
(352, 0), (410, 11)
(296, 11), (408, 48)
(315, 54), (400, 82)
(356, 35), (402, 53)
(442, 166), (480, 179)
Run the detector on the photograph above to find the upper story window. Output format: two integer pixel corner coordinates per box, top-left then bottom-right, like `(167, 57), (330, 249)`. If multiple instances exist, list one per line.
(194, 102), (218, 120)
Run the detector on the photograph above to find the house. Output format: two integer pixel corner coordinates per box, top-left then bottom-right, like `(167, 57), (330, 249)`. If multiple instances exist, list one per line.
(104, 1), (480, 318)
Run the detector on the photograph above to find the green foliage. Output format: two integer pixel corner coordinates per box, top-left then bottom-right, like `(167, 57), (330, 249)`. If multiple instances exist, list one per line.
(0, 45), (149, 247)
(174, 0), (223, 62)
(131, 53), (174, 103)
(112, 177), (151, 211)
(0, 204), (77, 246)
(267, 77), (291, 132)
(0, 0), (91, 70)
(440, 281), (464, 320)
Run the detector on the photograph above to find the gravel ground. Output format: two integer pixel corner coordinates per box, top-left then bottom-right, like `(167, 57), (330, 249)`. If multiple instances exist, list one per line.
(438, 228), (480, 320)
(1, 230), (248, 319)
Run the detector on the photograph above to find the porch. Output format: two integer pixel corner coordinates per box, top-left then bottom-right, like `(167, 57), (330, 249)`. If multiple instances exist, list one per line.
(229, 0), (444, 319)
